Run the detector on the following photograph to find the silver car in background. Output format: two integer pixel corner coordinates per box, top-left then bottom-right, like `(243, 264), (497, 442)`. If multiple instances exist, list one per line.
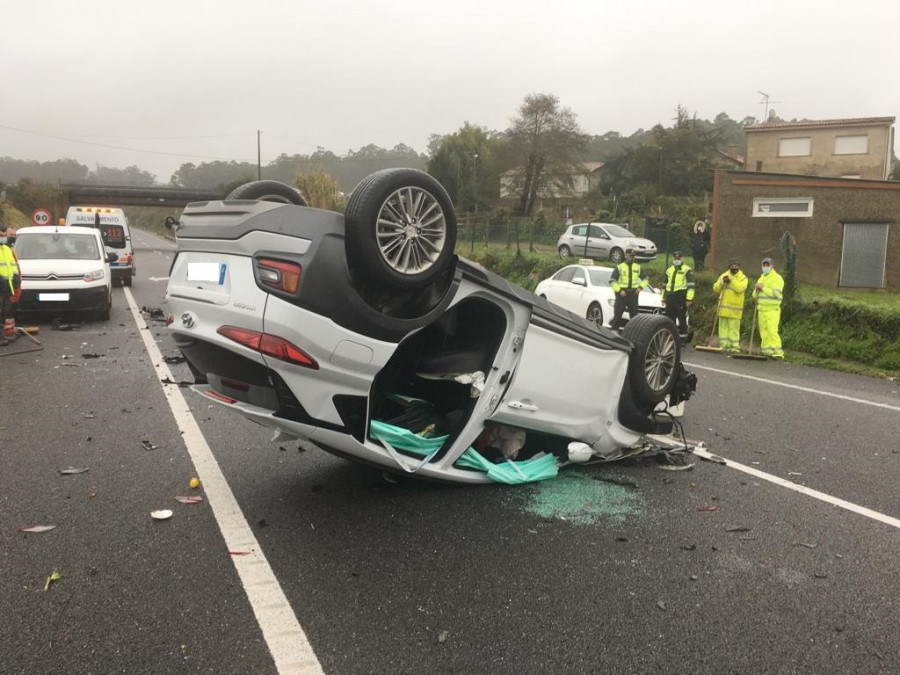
(557, 222), (657, 263)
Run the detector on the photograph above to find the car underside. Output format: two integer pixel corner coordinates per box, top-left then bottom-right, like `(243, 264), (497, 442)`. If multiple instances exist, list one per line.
(165, 170), (696, 484)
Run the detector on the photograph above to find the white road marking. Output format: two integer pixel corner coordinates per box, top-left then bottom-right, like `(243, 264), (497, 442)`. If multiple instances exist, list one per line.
(124, 288), (323, 674)
(147, 276), (170, 281)
(684, 361), (900, 413)
(692, 447), (900, 530)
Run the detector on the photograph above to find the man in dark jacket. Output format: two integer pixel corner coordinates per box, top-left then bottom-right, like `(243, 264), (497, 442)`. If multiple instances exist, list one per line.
(691, 220), (710, 272)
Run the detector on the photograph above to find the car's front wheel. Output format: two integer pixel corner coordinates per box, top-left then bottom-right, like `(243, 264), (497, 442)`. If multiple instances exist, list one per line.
(344, 169), (457, 289)
(586, 302), (603, 328)
(609, 247), (624, 264)
(97, 289), (111, 321)
(622, 314), (679, 407)
(558, 245), (572, 259)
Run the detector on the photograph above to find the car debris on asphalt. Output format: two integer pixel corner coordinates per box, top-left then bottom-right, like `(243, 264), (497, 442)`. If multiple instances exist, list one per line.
(18, 525), (57, 534)
(44, 569), (62, 591)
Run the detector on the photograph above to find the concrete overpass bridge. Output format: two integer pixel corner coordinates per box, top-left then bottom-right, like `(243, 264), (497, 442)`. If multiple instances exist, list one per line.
(60, 183), (224, 209)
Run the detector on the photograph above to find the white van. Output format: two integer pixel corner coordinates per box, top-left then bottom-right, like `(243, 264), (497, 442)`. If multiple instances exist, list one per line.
(65, 206), (136, 286)
(15, 226), (113, 321)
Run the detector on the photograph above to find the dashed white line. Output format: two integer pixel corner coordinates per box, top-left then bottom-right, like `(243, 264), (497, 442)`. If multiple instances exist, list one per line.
(124, 287), (323, 674)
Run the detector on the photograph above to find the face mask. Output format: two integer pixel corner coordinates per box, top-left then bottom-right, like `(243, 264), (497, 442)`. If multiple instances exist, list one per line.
(673, 260), (682, 267)
(0, 238), (7, 245)
(762, 266), (771, 274)
(729, 267), (739, 274)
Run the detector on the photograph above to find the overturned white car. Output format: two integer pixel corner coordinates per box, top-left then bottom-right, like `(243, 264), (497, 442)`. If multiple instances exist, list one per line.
(164, 169), (696, 484)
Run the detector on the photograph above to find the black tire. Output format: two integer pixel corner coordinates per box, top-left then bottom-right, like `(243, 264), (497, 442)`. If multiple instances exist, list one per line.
(622, 314), (680, 407)
(586, 302), (604, 328)
(123, 275), (132, 287)
(558, 245), (572, 259)
(226, 180), (308, 206)
(98, 290), (111, 321)
(609, 247), (625, 264)
(344, 168), (456, 289)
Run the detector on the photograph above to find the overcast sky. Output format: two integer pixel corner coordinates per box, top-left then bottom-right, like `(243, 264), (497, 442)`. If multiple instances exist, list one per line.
(3, 0), (898, 182)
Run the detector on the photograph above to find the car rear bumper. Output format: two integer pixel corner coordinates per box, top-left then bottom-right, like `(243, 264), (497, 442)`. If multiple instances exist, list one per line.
(110, 265), (133, 280)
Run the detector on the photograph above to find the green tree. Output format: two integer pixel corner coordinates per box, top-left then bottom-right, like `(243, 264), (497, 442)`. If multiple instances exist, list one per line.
(504, 93), (588, 216)
(426, 123), (494, 211)
(600, 106), (722, 199)
(295, 169), (344, 211)
(6, 179), (64, 222)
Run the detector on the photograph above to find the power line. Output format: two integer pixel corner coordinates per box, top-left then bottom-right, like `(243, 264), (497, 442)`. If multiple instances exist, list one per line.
(0, 122), (257, 163)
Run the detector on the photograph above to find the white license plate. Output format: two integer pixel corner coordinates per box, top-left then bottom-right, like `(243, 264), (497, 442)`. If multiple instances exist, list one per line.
(187, 262), (226, 284)
(38, 293), (70, 301)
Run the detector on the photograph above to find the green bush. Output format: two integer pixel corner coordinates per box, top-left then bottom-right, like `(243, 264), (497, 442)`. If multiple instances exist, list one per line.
(464, 245), (900, 378)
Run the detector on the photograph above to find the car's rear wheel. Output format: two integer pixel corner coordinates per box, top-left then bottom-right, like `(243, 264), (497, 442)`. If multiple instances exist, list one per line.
(226, 180), (308, 206)
(344, 168), (457, 289)
(609, 247), (624, 264)
(586, 302), (603, 327)
(558, 245), (571, 259)
(622, 314), (679, 407)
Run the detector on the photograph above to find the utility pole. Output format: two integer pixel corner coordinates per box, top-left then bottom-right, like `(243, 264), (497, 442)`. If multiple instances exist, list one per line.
(473, 153), (478, 215)
(257, 130), (261, 180)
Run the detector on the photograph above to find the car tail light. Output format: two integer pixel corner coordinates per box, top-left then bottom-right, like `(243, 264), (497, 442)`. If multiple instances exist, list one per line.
(217, 325), (318, 369)
(256, 258), (301, 294)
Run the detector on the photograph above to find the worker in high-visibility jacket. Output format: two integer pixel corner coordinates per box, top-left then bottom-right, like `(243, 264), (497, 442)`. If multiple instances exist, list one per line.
(712, 258), (748, 353)
(661, 251), (695, 342)
(753, 257), (785, 359)
(610, 248), (649, 331)
(0, 228), (21, 347)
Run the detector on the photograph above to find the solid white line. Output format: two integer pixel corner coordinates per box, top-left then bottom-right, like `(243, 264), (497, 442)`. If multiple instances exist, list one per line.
(692, 447), (900, 530)
(124, 288), (323, 674)
(684, 361), (900, 413)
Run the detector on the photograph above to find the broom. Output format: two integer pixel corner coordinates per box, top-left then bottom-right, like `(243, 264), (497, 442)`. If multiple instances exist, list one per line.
(694, 290), (724, 353)
(732, 300), (767, 361)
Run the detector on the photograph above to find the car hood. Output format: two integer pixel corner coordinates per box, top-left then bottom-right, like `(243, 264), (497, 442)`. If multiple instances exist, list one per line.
(625, 237), (656, 250)
(639, 288), (663, 306)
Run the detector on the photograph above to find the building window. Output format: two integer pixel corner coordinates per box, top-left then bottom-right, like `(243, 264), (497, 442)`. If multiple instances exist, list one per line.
(752, 197), (814, 218)
(834, 135), (868, 155)
(778, 137), (811, 157)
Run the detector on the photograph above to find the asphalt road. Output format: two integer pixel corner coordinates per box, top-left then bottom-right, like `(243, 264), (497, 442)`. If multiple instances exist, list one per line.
(2, 228), (899, 674)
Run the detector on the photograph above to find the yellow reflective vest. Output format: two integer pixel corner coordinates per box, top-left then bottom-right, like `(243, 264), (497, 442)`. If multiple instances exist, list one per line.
(610, 261), (648, 293)
(0, 243), (18, 295)
(712, 270), (748, 319)
(754, 269), (784, 311)
(662, 264), (695, 302)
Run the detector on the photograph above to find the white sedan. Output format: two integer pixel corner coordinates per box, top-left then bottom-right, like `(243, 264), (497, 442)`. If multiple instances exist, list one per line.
(534, 264), (663, 328)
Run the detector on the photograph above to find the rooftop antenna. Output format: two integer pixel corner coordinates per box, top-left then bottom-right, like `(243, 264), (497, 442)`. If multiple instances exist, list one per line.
(758, 91), (782, 121)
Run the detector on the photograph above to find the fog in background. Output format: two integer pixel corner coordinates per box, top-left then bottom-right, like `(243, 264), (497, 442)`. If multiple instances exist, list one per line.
(3, 0), (898, 182)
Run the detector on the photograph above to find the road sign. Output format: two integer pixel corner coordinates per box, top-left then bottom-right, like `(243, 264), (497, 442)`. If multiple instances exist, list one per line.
(31, 208), (52, 226)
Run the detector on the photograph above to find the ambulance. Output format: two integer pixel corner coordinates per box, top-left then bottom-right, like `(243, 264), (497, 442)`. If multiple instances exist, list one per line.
(65, 206), (136, 286)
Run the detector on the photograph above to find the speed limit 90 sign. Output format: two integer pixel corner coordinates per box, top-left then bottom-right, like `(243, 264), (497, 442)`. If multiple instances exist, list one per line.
(31, 208), (52, 226)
